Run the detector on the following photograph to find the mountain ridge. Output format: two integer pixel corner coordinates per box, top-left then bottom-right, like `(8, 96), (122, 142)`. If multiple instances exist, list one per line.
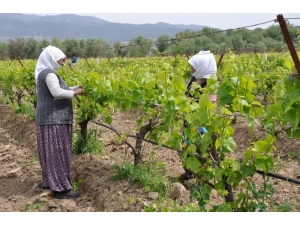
(0, 13), (209, 44)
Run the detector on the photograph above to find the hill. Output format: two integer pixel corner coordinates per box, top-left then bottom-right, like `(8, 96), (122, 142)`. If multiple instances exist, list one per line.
(0, 13), (208, 44)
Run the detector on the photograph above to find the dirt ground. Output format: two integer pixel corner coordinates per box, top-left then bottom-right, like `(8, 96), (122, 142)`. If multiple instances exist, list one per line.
(1, 100), (300, 212)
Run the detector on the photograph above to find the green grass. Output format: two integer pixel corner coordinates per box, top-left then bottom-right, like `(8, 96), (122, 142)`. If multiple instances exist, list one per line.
(73, 128), (104, 155)
(30, 157), (39, 164)
(110, 160), (171, 199)
(25, 203), (43, 211)
(72, 178), (85, 191)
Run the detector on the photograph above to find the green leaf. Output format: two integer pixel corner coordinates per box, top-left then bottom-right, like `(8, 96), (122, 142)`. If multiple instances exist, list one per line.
(132, 90), (143, 102)
(292, 129), (300, 138)
(186, 144), (197, 156)
(265, 122), (275, 135)
(241, 165), (255, 177)
(217, 85), (235, 105)
(283, 107), (299, 130)
(164, 101), (173, 113)
(214, 203), (232, 212)
(105, 115), (112, 125)
(287, 87), (300, 105)
(185, 156), (201, 173)
(255, 156), (274, 173)
(265, 104), (278, 120)
(243, 150), (251, 165)
(222, 137), (236, 153)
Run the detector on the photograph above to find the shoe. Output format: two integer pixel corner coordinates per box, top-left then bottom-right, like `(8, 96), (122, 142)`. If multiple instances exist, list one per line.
(53, 190), (80, 199)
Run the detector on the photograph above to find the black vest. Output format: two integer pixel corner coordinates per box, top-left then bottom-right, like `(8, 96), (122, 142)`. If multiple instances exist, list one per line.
(35, 68), (73, 125)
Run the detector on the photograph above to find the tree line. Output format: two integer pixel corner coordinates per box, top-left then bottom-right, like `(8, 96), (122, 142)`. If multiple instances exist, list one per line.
(0, 24), (299, 60)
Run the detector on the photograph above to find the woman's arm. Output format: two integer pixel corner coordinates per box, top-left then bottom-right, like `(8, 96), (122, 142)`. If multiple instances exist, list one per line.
(46, 73), (75, 99)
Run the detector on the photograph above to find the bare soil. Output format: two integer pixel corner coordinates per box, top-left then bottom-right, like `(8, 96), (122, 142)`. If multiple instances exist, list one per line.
(1, 101), (300, 212)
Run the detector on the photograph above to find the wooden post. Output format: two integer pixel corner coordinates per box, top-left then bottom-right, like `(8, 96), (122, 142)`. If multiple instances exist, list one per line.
(253, 45), (258, 59)
(83, 56), (91, 67)
(277, 14), (300, 76)
(217, 52), (225, 69)
(9, 58), (14, 66)
(184, 52), (189, 60)
(14, 54), (24, 68)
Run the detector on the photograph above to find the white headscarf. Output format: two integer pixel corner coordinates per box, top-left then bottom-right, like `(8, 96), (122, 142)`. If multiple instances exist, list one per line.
(34, 45), (66, 81)
(188, 50), (217, 79)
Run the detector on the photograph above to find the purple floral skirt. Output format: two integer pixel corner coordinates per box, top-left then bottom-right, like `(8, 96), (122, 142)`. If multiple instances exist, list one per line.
(36, 124), (73, 192)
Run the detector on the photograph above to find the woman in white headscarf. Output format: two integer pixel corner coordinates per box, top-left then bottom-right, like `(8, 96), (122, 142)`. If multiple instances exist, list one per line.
(35, 45), (84, 199)
(185, 50), (217, 99)
(180, 50), (217, 182)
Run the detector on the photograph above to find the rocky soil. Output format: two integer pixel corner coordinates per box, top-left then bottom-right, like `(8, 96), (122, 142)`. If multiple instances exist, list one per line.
(1, 101), (300, 212)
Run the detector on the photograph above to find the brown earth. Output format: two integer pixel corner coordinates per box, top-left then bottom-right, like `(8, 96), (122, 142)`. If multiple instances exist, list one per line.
(1, 101), (300, 212)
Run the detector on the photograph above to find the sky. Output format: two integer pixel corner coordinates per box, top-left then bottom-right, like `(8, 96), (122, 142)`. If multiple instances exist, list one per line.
(2, 0), (300, 30)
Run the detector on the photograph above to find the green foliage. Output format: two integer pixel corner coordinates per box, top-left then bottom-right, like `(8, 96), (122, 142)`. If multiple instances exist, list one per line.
(110, 161), (171, 199)
(189, 184), (212, 212)
(73, 129), (104, 155)
(276, 200), (294, 212)
(286, 150), (297, 159)
(168, 202), (200, 212)
(72, 178), (85, 191)
(30, 157), (39, 164)
(13, 103), (35, 119)
(25, 203), (43, 211)
(153, 199), (202, 212)
(2, 24), (300, 59)
(144, 204), (156, 212)
(1, 52), (299, 212)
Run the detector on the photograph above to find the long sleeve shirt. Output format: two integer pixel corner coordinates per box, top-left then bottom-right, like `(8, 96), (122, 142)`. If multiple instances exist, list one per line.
(46, 73), (79, 99)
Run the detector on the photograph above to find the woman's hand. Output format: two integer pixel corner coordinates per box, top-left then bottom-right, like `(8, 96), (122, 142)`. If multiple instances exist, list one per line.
(74, 88), (84, 96)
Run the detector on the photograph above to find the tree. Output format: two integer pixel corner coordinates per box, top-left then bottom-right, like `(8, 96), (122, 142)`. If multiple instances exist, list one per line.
(8, 37), (26, 59)
(194, 36), (214, 51)
(51, 38), (65, 52)
(94, 38), (113, 58)
(262, 37), (284, 51)
(207, 42), (219, 53)
(84, 38), (112, 58)
(79, 39), (86, 57)
(231, 34), (246, 51)
(85, 39), (96, 57)
(0, 41), (8, 60)
(63, 38), (81, 57)
(265, 25), (283, 42)
(156, 35), (170, 53)
(245, 34), (261, 44)
(128, 36), (153, 57)
(201, 27), (223, 41)
(175, 38), (196, 55)
(210, 29), (226, 44)
(287, 24), (300, 42)
(252, 27), (265, 39)
(219, 36), (233, 50)
(175, 29), (194, 40)
(25, 37), (38, 59)
(113, 41), (128, 57)
(218, 42), (229, 52)
(38, 39), (50, 53)
(234, 28), (252, 41)
(255, 41), (267, 52)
